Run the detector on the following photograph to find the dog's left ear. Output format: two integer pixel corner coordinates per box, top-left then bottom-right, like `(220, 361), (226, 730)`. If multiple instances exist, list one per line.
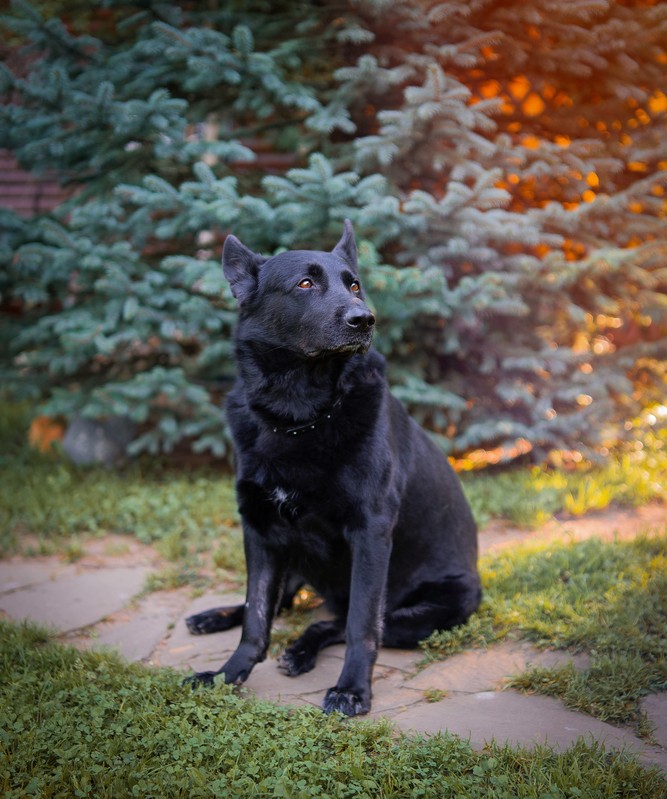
(222, 235), (268, 306)
(332, 219), (357, 266)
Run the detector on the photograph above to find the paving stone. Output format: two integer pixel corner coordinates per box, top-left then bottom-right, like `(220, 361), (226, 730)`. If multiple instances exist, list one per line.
(638, 748), (667, 775)
(92, 609), (176, 661)
(246, 650), (345, 708)
(80, 592), (188, 661)
(246, 651), (422, 717)
(375, 646), (422, 673)
(367, 679), (423, 715)
(173, 630), (422, 715)
(153, 592), (245, 671)
(643, 694), (667, 749)
(409, 641), (589, 694)
(0, 560), (72, 593)
(389, 689), (650, 754)
(0, 567), (150, 632)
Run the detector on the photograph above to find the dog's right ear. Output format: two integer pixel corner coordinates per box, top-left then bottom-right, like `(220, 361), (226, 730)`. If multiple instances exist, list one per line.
(222, 235), (268, 305)
(332, 218), (357, 267)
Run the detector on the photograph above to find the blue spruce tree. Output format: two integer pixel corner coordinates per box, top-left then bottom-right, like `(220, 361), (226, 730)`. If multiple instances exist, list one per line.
(1, 0), (665, 463)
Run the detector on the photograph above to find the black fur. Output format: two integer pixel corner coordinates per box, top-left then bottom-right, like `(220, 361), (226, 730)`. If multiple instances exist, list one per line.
(185, 220), (481, 716)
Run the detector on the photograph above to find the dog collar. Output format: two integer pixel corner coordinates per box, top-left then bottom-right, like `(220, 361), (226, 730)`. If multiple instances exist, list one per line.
(271, 397), (343, 436)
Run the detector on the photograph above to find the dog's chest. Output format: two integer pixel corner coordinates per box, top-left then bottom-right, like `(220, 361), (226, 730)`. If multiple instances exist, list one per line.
(270, 486), (299, 519)
(263, 480), (344, 535)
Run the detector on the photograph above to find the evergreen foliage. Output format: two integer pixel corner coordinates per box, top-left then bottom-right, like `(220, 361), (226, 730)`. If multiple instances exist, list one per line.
(1, 0), (665, 462)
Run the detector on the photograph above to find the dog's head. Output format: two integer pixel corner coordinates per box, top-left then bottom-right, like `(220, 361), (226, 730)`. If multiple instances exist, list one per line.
(222, 220), (375, 358)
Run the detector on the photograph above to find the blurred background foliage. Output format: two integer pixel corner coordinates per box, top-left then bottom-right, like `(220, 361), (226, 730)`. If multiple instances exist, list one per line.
(1, 0), (666, 465)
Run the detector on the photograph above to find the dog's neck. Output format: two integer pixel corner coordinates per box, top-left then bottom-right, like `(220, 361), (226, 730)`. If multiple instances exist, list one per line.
(236, 340), (352, 429)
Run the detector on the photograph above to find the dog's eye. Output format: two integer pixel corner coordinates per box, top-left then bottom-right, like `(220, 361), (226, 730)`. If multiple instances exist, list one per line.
(298, 278), (314, 289)
(350, 281), (361, 293)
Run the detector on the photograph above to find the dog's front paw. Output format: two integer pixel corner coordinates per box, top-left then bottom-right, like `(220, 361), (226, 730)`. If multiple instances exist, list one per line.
(183, 670), (218, 690)
(278, 645), (317, 677)
(322, 687), (370, 717)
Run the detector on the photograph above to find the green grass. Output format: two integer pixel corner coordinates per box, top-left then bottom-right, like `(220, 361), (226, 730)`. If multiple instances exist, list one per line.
(0, 403), (239, 563)
(462, 443), (667, 529)
(2, 400), (666, 748)
(1, 621), (664, 799)
(2, 402), (666, 557)
(422, 534), (667, 734)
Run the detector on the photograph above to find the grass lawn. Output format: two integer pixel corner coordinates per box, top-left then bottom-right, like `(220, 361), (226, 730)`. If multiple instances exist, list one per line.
(422, 534), (667, 737)
(1, 401), (666, 795)
(2, 401), (666, 559)
(1, 620), (665, 799)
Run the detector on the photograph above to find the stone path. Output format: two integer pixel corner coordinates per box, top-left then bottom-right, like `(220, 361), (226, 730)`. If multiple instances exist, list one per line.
(1, 506), (666, 774)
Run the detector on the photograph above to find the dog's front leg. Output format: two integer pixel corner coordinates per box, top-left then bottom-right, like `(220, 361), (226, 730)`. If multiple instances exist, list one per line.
(186, 528), (284, 688)
(323, 524), (392, 716)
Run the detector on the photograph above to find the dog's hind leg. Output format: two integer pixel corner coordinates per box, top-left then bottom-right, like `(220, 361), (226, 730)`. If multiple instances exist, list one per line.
(278, 619), (345, 676)
(381, 575), (482, 649)
(186, 573), (304, 635)
(186, 604), (245, 635)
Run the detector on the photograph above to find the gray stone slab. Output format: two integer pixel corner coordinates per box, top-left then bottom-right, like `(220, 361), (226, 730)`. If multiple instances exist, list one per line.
(368, 680), (424, 715)
(409, 641), (588, 694)
(83, 591), (189, 662)
(168, 623), (423, 715)
(91, 609), (175, 661)
(389, 689), (651, 754)
(0, 567), (150, 632)
(0, 561), (72, 593)
(246, 650), (345, 708)
(154, 593), (245, 671)
(246, 651), (421, 716)
(643, 694), (667, 749)
(375, 646), (422, 673)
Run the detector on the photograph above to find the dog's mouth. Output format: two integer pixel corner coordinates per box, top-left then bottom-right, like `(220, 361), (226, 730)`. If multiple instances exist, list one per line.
(300, 324), (374, 359)
(305, 340), (372, 359)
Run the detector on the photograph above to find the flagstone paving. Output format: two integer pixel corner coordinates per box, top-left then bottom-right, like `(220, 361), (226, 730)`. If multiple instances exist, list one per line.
(1, 506), (666, 773)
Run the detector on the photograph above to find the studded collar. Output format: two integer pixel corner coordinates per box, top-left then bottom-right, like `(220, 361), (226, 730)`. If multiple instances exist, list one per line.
(269, 396), (343, 436)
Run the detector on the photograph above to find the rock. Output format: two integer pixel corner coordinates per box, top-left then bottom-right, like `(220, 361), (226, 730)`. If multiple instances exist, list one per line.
(62, 415), (136, 466)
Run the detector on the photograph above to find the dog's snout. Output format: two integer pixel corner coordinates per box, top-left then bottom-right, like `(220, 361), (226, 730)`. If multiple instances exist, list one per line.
(345, 308), (376, 330)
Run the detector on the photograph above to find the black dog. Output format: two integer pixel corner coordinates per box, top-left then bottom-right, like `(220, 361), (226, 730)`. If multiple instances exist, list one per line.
(185, 221), (481, 716)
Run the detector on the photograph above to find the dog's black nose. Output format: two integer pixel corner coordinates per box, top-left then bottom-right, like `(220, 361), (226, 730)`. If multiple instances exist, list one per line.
(345, 308), (376, 330)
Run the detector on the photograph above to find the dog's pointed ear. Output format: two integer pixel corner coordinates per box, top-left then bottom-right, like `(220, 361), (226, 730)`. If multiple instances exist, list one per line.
(332, 219), (357, 266)
(222, 235), (268, 305)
